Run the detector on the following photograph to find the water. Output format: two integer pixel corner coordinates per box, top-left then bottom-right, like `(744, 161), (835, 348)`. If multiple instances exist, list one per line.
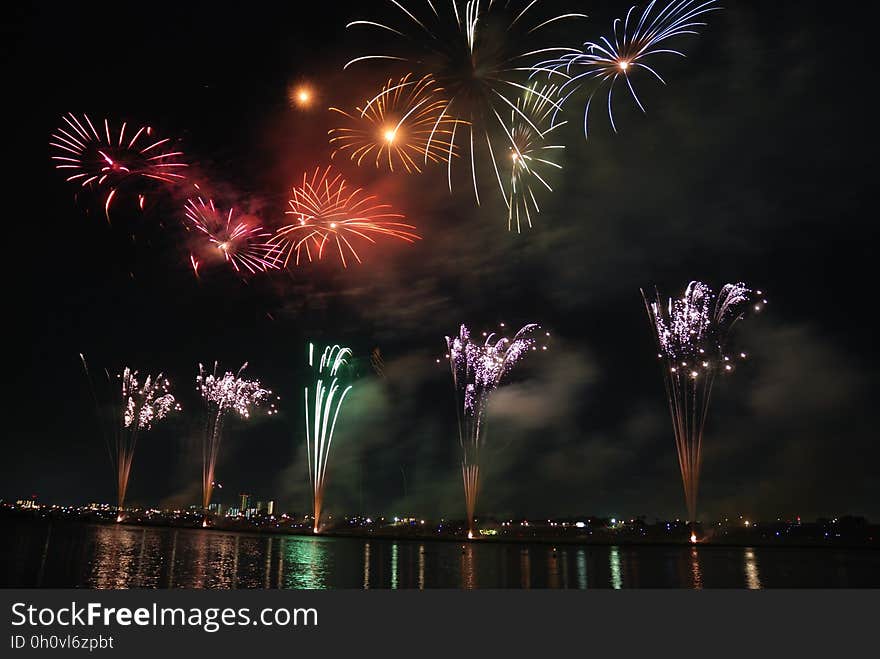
(2, 520), (878, 588)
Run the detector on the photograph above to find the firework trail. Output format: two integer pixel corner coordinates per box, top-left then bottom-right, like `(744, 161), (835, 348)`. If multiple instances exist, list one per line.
(505, 83), (565, 232)
(183, 198), (281, 277)
(344, 1), (585, 205)
(371, 347), (386, 379)
(304, 343), (354, 533)
(642, 281), (766, 540)
(444, 323), (541, 538)
(541, 0), (720, 136)
(80, 357), (180, 521)
(50, 113), (187, 221)
(271, 166), (420, 268)
(330, 73), (460, 173)
(197, 362), (276, 520)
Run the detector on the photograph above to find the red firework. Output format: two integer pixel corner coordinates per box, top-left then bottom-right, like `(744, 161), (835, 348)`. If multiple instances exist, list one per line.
(50, 112), (187, 220)
(184, 198), (281, 276)
(272, 166), (419, 268)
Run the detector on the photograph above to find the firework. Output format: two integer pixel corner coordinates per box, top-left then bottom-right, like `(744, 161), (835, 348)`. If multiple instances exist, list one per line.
(330, 73), (460, 173)
(505, 83), (565, 232)
(344, 1), (585, 204)
(271, 166), (420, 268)
(81, 357), (180, 520)
(197, 362), (276, 518)
(183, 198), (281, 276)
(444, 323), (541, 538)
(642, 281), (765, 534)
(50, 113), (187, 221)
(304, 343), (354, 533)
(289, 83), (316, 109)
(542, 0), (720, 135)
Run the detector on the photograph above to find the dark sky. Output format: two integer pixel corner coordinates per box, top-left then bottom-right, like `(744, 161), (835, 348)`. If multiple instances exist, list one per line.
(4, 1), (876, 522)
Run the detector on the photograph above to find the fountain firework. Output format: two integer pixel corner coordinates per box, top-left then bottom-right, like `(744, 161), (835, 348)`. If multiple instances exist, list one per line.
(80, 356), (180, 520)
(304, 343), (354, 533)
(197, 362), (276, 519)
(444, 323), (541, 538)
(642, 281), (765, 534)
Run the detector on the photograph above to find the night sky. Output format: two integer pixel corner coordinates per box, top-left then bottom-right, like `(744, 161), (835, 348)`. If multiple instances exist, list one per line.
(4, 1), (875, 521)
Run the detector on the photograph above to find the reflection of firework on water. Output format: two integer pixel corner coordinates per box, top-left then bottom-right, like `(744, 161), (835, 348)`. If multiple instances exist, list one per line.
(444, 323), (542, 538)
(197, 362), (276, 515)
(271, 166), (420, 268)
(541, 0), (720, 135)
(330, 73), (460, 173)
(304, 344), (354, 533)
(183, 198), (281, 277)
(50, 113), (187, 221)
(81, 356), (180, 520)
(345, 1), (585, 204)
(642, 281), (765, 531)
(505, 83), (565, 232)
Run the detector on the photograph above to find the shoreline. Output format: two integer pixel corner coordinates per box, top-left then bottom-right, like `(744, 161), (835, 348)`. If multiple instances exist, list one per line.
(6, 513), (878, 551)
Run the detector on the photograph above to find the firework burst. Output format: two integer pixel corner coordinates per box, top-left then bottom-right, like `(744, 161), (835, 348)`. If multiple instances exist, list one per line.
(271, 166), (419, 268)
(81, 357), (180, 520)
(505, 83), (565, 232)
(542, 0), (720, 136)
(642, 281), (766, 533)
(304, 343), (354, 533)
(444, 323), (542, 538)
(183, 198), (281, 277)
(50, 113), (187, 221)
(345, 1), (585, 205)
(330, 73), (460, 173)
(197, 362), (277, 517)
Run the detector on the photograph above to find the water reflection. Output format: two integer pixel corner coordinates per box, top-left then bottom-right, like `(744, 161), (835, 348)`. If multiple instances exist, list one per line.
(363, 542), (371, 589)
(4, 521), (877, 589)
(281, 537), (328, 589)
(576, 549), (588, 589)
(744, 548), (762, 590)
(461, 544), (476, 589)
(609, 546), (622, 589)
(689, 547), (703, 589)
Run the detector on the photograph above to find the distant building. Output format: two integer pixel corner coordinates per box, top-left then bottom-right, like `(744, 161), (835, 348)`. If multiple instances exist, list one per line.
(239, 493), (251, 512)
(208, 503), (224, 516)
(267, 500), (275, 516)
(255, 501), (266, 514)
(226, 507), (240, 517)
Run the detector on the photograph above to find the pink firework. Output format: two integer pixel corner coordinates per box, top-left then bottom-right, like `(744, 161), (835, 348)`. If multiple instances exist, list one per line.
(272, 166), (419, 268)
(50, 112), (187, 220)
(183, 198), (281, 276)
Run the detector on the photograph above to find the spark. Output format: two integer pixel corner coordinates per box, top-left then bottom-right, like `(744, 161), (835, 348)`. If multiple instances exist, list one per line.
(540, 0), (721, 136)
(444, 323), (542, 537)
(304, 344), (354, 533)
(183, 198), (281, 276)
(50, 113), (187, 221)
(330, 73), (461, 174)
(642, 281), (763, 531)
(197, 362), (276, 513)
(271, 166), (420, 268)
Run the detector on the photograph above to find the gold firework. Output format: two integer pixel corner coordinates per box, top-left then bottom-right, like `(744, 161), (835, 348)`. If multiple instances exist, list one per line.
(329, 73), (460, 173)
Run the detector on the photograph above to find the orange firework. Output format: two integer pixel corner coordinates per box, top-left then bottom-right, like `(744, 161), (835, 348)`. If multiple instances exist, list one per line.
(50, 113), (187, 221)
(329, 74), (459, 173)
(272, 166), (419, 268)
